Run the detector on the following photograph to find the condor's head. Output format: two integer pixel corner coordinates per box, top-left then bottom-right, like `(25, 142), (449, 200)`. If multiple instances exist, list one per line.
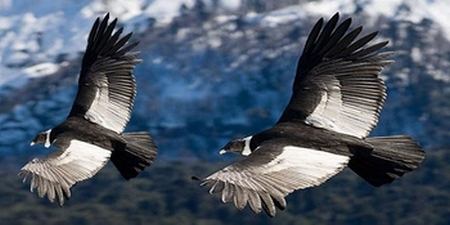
(30, 129), (52, 148)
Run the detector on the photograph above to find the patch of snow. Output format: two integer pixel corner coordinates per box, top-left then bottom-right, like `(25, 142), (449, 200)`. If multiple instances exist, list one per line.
(144, 0), (195, 25)
(302, 0), (450, 42)
(208, 36), (222, 48)
(80, 0), (146, 21)
(411, 47), (422, 63)
(0, 16), (13, 30)
(214, 14), (236, 24)
(176, 28), (191, 41)
(152, 57), (163, 64)
(261, 6), (304, 27)
(217, 0), (241, 11)
(302, 0), (356, 16)
(0, 0), (12, 9)
(23, 62), (61, 78)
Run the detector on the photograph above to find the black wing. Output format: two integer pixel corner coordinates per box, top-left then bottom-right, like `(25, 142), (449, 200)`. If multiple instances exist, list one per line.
(277, 13), (392, 138)
(68, 13), (141, 134)
(201, 140), (349, 217)
(20, 136), (112, 205)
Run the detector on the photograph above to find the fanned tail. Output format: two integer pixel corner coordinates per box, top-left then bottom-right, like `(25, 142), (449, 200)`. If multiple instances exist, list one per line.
(349, 135), (425, 186)
(111, 132), (157, 180)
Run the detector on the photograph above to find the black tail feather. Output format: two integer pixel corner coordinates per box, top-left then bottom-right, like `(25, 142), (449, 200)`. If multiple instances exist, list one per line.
(349, 135), (425, 186)
(111, 132), (157, 180)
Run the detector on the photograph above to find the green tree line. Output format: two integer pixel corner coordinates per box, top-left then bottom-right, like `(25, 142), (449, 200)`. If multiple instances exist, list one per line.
(1, 148), (449, 225)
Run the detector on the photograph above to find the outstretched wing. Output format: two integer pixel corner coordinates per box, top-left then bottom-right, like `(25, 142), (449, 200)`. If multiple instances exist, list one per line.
(200, 140), (349, 217)
(20, 138), (111, 205)
(68, 13), (141, 134)
(277, 13), (392, 138)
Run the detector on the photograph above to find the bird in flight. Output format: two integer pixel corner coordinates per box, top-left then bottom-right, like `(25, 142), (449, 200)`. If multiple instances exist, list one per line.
(20, 13), (157, 205)
(198, 13), (425, 217)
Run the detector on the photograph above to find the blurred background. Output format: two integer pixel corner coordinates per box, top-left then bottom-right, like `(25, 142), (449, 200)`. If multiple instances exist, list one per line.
(0, 0), (449, 224)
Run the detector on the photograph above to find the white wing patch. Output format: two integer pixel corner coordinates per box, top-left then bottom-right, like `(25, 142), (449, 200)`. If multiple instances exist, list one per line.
(263, 146), (349, 186)
(84, 78), (131, 133)
(304, 71), (385, 139)
(202, 145), (349, 216)
(85, 83), (108, 126)
(53, 140), (111, 168)
(304, 77), (343, 132)
(20, 140), (111, 205)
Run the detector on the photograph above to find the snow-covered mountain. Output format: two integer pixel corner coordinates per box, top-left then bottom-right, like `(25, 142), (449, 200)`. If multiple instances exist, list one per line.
(1, 0), (449, 159)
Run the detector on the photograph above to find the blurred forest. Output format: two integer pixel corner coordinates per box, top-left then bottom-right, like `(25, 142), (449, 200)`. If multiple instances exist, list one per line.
(1, 148), (449, 225)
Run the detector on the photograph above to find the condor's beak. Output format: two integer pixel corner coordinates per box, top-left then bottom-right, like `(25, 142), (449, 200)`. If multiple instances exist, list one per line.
(219, 149), (227, 155)
(30, 142), (36, 146)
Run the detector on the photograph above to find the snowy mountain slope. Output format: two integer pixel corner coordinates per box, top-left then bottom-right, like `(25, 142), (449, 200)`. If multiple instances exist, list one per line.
(0, 0), (194, 88)
(1, 0), (450, 159)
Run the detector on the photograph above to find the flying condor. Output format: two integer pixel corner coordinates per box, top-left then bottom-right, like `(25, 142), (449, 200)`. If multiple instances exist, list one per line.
(20, 13), (158, 205)
(198, 13), (425, 217)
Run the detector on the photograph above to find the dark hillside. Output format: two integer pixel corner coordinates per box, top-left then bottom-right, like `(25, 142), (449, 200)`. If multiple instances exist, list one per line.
(2, 148), (448, 225)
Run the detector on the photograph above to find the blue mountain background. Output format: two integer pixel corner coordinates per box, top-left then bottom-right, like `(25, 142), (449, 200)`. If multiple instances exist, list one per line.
(1, 0), (449, 160)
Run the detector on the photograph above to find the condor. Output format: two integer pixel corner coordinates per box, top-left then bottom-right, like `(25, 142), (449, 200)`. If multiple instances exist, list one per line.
(199, 13), (425, 217)
(20, 14), (157, 205)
